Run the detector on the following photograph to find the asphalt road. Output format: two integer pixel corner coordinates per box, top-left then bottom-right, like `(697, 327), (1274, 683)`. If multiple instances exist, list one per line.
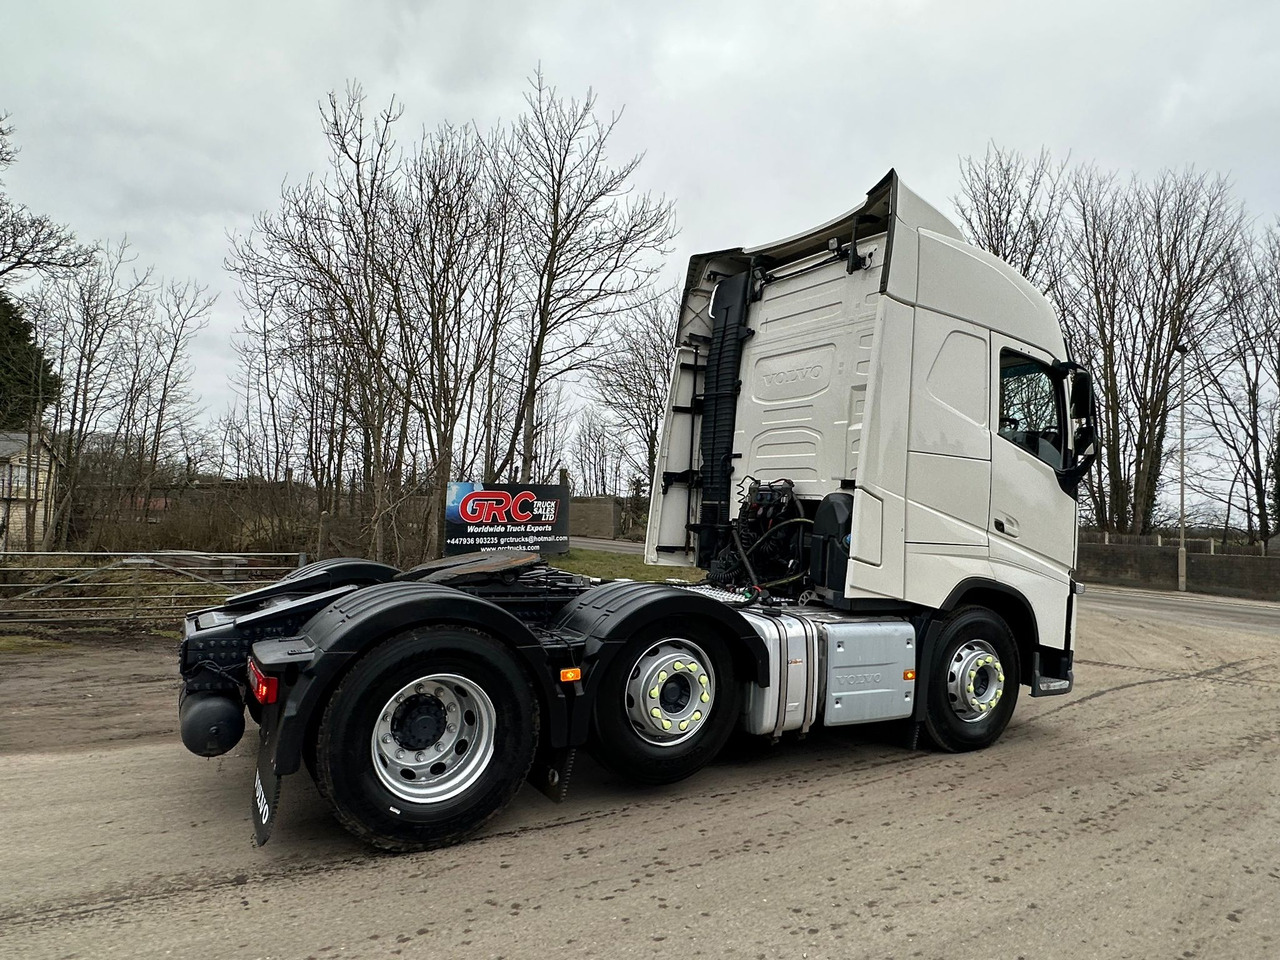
(2, 589), (1278, 959)
(570, 536), (645, 555)
(1084, 583), (1280, 632)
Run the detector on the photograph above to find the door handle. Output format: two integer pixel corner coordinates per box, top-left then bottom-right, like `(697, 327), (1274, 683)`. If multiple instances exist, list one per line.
(994, 516), (1019, 537)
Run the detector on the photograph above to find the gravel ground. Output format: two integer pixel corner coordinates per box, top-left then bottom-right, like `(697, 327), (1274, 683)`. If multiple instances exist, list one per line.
(0, 589), (1277, 960)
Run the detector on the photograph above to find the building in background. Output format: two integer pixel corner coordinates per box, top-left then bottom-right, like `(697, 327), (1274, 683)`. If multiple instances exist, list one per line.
(0, 431), (58, 552)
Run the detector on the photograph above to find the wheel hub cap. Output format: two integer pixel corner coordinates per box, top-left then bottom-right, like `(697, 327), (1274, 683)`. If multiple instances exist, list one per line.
(391, 695), (447, 750)
(624, 639), (715, 747)
(946, 640), (1006, 723)
(371, 673), (497, 803)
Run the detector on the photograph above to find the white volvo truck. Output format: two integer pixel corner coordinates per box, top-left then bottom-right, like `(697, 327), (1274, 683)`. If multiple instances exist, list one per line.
(177, 170), (1096, 851)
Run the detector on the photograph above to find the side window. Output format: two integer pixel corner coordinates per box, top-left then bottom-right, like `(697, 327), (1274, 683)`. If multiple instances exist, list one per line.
(998, 350), (1063, 469)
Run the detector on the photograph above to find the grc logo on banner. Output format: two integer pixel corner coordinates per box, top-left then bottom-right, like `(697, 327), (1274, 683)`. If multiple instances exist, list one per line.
(458, 489), (561, 524)
(447, 484), (561, 525)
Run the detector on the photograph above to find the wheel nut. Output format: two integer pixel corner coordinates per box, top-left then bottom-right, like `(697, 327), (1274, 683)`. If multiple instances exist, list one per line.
(415, 683), (424, 694)
(395, 749), (404, 759)
(382, 714), (391, 723)
(434, 687), (445, 698)
(447, 723), (457, 733)
(415, 752), (426, 762)
(381, 734), (392, 744)
(436, 742), (446, 752)
(447, 702), (457, 713)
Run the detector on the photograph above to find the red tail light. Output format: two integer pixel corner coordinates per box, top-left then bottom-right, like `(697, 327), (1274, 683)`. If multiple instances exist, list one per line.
(247, 658), (278, 705)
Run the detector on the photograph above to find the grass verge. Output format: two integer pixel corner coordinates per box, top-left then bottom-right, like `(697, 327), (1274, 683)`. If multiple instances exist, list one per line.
(0, 633), (72, 654)
(550, 549), (705, 582)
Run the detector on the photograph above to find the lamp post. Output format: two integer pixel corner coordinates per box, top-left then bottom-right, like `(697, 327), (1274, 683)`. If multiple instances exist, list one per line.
(1175, 343), (1189, 592)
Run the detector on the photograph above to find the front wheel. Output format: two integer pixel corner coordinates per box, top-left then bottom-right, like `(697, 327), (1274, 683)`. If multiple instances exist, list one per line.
(922, 606), (1020, 752)
(590, 620), (742, 786)
(315, 627), (538, 851)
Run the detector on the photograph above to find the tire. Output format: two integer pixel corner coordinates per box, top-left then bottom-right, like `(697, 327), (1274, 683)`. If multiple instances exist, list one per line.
(590, 618), (742, 786)
(314, 626), (538, 852)
(921, 606), (1020, 753)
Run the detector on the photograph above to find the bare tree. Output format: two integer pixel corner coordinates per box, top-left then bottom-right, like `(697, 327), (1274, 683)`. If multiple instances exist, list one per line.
(588, 288), (678, 491)
(24, 239), (211, 548)
(954, 143), (1069, 298)
(30, 241), (151, 546)
(570, 401), (623, 496)
(958, 147), (1248, 533)
(1121, 169), (1244, 532)
(1060, 165), (1137, 528)
(530, 380), (572, 484)
(219, 73), (675, 559)
(0, 113), (93, 282)
(0, 113), (16, 171)
(228, 86), (412, 562)
(497, 70), (677, 483)
(1195, 226), (1279, 543)
(393, 122), (520, 554)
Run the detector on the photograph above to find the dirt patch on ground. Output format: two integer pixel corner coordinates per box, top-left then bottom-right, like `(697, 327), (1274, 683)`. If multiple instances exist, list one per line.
(0, 625), (181, 754)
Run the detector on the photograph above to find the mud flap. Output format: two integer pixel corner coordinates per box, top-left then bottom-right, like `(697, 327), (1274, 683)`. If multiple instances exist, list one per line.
(903, 720), (922, 750)
(529, 747), (576, 803)
(252, 734), (282, 847)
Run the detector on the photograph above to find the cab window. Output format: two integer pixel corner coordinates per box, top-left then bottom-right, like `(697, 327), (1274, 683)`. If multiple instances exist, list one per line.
(998, 350), (1063, 469)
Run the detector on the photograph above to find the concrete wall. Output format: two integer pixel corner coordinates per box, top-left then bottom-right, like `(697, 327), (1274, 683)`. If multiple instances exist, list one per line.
(569, 497), (622, 539)
(1076, 543), (1280, 600)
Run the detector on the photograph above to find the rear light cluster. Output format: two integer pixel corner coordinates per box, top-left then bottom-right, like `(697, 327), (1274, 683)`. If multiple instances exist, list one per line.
(247, 658), (278, 705)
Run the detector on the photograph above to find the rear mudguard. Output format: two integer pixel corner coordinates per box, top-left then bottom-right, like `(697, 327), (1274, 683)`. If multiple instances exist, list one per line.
(551, 580), (772, 743)
(253, 578), (771, 777)
(222, 557), (401, 611)
(254, 581), (567, 777)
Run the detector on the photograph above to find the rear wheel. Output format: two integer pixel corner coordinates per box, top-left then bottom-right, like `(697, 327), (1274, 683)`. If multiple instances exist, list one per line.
(315, 627), (538, 851)
(922, 606), (1020, 752)
(591, 620), (741, 785)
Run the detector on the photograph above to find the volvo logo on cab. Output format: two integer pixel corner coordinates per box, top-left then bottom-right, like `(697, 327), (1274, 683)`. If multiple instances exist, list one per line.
(761, 364), (824, 386)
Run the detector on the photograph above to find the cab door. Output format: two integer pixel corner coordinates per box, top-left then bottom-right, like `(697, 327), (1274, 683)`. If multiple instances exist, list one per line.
(988, 335), (1077, 582)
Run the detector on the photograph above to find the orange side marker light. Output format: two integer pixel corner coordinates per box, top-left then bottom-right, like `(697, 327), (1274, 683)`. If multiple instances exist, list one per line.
(560, 667), (582, 683)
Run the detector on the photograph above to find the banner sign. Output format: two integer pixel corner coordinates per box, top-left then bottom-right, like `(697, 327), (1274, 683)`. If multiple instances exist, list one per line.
(444, 482), (570, 555)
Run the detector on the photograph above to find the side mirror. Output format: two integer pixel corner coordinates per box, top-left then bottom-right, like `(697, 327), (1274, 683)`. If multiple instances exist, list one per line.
(1073, 422), (1096, 458)
(1070, 370), (1094, 419)
(1057, 422), (1098, 494)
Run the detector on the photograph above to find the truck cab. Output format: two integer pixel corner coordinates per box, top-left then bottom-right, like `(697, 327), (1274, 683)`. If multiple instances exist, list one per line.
(178, 170), (1094, 853)
(648, 169), (1094, 687)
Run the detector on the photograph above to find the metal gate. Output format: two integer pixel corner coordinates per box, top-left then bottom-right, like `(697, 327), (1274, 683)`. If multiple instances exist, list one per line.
(0, 551), (305, 626)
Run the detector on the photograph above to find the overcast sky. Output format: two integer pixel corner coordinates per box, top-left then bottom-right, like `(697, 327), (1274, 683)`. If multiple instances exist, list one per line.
(3, 0), (1279, 416)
